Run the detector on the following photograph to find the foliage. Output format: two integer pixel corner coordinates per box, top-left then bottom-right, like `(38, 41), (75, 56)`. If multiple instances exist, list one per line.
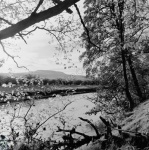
(80, 0), (149, 110)
(42, 78), (100, 86)
(81, 0), (149, 74)
(0, 76), (17, 86)
(0, 75), (99, 87)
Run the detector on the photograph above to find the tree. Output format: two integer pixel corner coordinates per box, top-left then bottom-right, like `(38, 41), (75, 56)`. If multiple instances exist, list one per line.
(81, 0), (149, 110)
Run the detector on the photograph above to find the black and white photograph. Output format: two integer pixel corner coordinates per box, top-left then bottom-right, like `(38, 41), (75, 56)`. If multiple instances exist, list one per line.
(0, 0), (149, 149)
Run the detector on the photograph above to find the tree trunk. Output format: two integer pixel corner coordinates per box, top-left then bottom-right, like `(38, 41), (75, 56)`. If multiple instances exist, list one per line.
(127, 53), (144, 102)
(118, 0), (134, 110)
(121, 51), (134, 110)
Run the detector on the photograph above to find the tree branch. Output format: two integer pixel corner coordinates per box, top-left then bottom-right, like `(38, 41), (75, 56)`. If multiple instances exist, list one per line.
(79, 117), (100, 137)
(74, 3), (103, 52)
(0, 17), (13, 25)
(0, 41), (28, 70)
(33, 0), (44, 14)
(56, 126), (102, 149)
(36, 102), (73, 131)
(0, 0), (80, 40)
(57, 127), (91, 138)
(0, 17), (27, 44)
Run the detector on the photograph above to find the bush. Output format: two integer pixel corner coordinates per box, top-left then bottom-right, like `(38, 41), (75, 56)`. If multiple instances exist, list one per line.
(0, 75), (4, 86)
(1, 76), (17, 85)
(43, 78), (50, 85)
(73, 80), (83, 85)
(25, 74), (37, 80)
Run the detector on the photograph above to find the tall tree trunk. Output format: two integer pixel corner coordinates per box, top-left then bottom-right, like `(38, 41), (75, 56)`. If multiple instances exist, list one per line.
(121, 51), (134, 110)
(118, 0), (134, 110)
(127, 53), (144, 102)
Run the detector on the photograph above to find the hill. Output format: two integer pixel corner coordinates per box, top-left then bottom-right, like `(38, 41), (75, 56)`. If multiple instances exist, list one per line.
(0, 70), (87, 80)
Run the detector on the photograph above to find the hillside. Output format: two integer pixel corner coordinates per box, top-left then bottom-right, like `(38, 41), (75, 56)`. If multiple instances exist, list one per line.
(0, 70), (87, 80)
(77, 99), (149, 150)
(121, 100), (149, 133)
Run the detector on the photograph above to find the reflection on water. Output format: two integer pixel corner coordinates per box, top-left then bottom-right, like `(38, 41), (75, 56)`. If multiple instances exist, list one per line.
(0, 93), (99, 141)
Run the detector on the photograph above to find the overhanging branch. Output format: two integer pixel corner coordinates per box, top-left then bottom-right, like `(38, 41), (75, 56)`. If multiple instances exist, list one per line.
(0, 0), (80, 40)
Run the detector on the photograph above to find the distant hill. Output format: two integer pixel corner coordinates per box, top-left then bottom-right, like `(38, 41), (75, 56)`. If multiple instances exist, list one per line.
(0, 70), (87, 80)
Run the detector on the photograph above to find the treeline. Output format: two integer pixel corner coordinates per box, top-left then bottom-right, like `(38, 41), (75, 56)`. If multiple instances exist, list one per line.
(0, 74), (99, 86)
(42, 78), (99, 85)
(0, 76), (17, 86)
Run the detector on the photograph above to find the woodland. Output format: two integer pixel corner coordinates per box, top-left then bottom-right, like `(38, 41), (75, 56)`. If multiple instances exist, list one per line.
(1, 0), (149, 150)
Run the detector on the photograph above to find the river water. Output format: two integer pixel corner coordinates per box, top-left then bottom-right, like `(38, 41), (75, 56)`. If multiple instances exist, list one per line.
(0, 93), (100, 142)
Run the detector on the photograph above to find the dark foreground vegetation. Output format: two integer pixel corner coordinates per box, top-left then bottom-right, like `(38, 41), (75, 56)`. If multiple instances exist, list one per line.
(41, 116), (149, 150)
(3, 114), (149, 150)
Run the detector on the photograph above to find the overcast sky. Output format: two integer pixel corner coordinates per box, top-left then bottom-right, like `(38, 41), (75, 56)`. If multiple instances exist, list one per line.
(0, 1), (85, 75)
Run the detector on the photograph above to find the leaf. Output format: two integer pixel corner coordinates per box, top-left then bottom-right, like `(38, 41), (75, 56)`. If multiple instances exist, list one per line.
(43, 127), (46, 131)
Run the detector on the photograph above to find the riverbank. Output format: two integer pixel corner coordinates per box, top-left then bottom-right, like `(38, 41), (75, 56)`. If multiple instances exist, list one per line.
(0, 85), (97, 104)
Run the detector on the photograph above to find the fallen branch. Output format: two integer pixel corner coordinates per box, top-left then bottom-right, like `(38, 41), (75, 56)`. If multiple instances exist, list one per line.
(45, 116), (149, 150)
(56, 127), (92, 139)
(56, 127), (101, 149)
(79, 117), (100, 137)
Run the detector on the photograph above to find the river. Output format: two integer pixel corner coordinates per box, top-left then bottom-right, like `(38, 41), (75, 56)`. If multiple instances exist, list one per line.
(0, 93), (100, 142)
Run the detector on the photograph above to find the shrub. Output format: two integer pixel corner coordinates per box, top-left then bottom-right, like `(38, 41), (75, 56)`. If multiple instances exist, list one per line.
(43, 78), (50, 85)
(73, 80), (83, 85)
(25, 74), (37, 80)
(2, 76), (17, 85)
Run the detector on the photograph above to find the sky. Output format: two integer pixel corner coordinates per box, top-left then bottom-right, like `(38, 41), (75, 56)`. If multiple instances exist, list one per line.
(0, 0), (86, 75)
